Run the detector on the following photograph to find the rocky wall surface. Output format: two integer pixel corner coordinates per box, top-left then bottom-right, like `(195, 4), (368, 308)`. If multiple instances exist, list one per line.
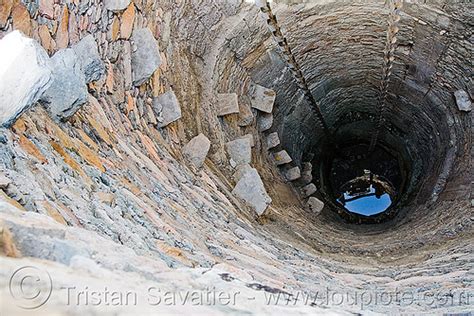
(0, 0), (472, 314)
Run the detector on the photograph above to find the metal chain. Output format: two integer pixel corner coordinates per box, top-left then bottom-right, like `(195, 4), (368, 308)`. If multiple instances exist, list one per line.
(368, 0), (403, 153)
(255, 0), (330, 136)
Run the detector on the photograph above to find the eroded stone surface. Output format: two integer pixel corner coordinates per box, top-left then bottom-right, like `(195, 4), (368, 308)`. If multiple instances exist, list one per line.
(0, 31), (52, 127)
(251, 84), (276, 113)
(217, 93), (240, 116)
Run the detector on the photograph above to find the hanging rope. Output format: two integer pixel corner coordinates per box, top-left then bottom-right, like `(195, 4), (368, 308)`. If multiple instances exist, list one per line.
(368, 0), (403, 153)
(255, 0), (330, 136)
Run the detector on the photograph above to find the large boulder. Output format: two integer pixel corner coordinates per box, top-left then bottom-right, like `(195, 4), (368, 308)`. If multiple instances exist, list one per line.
(226, 138), (252, 167)
(72, 35), (105, 83)
(40, 48), (88, 121)
(153, 90), (182, 128)
(182, 133), (211, 168)
(0, 31), (52, 127)
(131, 28), (161, 86)
(232, 167), (272, 215)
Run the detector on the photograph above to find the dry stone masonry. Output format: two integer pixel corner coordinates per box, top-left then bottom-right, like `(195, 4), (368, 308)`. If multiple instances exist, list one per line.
(0, 0), (472, 315)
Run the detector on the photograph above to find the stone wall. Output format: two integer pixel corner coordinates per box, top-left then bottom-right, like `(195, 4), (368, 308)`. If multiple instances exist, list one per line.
(0, 0), (472, 314)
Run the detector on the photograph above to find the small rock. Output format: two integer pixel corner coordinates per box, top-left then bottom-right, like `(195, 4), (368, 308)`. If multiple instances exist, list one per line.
(104, 0), (132, 11)
(72, 35), (105, 83)
(250, 84), (275, 113)
(0, 31), (52, 127)
(96, 192), (115, 206)
(258, 113), (273, 131)
(217, 93), (240, 116)
(266, 132), (280, 149)
(273, 150), (292, 165)
(153, 90), (182, 128)
(182, 133), (211, 168)
(226, 138), (252, 167)
(123, 41), (133, 89)
(131, 28), (161, 86)
(232, 167), (272, 215)
(301, 183), (317, 197)
(454, 90), (472, 112)
(284, 167), (301, 181)
(306, 197), (324, 214)
(41, 48), (88, 121)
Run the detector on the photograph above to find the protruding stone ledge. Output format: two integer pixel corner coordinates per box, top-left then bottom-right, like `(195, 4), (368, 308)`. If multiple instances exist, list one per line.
(257, 113), (273, 131)
(226, 138), (252, 167)
(217, 93), (240, 116)
(232, 167), (272, 216)
(0, 31), (52, 128)
(306, 197), (324, 214)
(153, 90), (182, 128)
(273, 150), (292, 165)
(72, 35), (105, 83)
(284, 166), (301, 181)
(182, 133), (211, 168)
(301, 183), (317, 198)
(41, 48), (88, 121)
(250, 84), (276, 113)
(266, 132), (280, 149)
(131, 28), (161, 86)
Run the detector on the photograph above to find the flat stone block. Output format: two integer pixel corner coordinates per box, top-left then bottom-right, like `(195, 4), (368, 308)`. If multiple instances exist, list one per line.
(250, 84), (276, 113)
(306, 197), (324, 214)
(153, 90), (182, 128)
(273, 150), (292, 165)
(284, 166), (301, 181)
(266, 132), (280, 149)
(41, 48), (88, 121)
(301, 183), (317, 197)
(217, 93), (239, 116)
(226, 138), (252, 167)
(258, 113), (273, 131)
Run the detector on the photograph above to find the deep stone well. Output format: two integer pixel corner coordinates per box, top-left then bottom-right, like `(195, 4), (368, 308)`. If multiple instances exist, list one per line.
(0, 0), (472, 314)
